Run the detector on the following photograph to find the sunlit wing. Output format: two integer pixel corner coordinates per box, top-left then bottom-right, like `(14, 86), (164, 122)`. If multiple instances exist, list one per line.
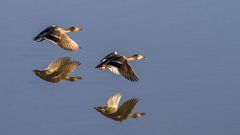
(107, 93), (122, 109)
(58, 60), (81, 76)
(46, 57), (71, 72)
(117, 98), (138, 119)
(56, 31), (80, 51)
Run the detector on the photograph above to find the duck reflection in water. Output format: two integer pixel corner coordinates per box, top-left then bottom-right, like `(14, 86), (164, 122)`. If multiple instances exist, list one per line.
(95, 93), (145, 122)
(33, 57), (82, 83)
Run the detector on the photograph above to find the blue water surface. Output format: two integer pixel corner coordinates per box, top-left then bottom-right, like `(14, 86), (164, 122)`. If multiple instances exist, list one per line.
(0, 0), (239, 135)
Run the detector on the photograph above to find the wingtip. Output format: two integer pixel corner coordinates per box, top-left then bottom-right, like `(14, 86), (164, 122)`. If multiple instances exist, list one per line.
(113, 92), (122, 97)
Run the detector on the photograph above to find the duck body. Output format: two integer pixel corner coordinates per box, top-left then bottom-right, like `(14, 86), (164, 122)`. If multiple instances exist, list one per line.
(96, 51), (145, 82)
(33, 25), (81, 51)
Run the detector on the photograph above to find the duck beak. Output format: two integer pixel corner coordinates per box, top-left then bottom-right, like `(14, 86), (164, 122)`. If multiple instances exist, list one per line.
(94, 107), (97, 110)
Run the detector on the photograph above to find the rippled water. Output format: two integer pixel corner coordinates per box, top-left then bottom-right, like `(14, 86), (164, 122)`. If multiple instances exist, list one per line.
(0, 0), (240, 135)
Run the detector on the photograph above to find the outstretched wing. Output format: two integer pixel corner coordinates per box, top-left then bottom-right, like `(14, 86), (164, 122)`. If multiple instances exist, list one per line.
(46, 57), (71, 72)
(116, 98), (138, 119)
(56, 31), (80, 51)
(33, 25), (55, 41)
(107, 93), (122, 109)
(100, 51), (119, 63)
(58, 60), (81, 76)
(112, 57), (139, 81)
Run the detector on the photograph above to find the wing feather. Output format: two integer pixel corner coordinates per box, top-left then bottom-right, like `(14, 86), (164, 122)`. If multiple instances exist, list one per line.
(116, 98), (138, 119)
(57, 32), (80, 51)
(118, 58), (139, 81)
(100, 51), (119, 62)
(107, 93), (122, 109)
(57, 61), (81, 75)
(46, 57), (71, 72)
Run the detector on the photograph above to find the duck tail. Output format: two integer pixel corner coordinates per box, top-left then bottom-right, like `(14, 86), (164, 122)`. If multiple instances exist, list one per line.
(128, 112), (145, 119)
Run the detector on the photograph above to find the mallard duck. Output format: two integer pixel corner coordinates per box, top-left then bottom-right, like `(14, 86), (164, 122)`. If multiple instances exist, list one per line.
(33, 25), (81, 51)
(96, 51), (145, 82)
(95, 93), (145, 122)
(33, 57), (81, 83)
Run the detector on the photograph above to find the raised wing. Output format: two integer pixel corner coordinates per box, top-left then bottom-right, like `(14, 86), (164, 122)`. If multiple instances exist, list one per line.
(57, 60), (81, 76)
(116, 98), (138, 119)
(46, 57), (71, 72)
(33, 25), (56, 41)
(100, 51), (119, 63)
(107, 93), (122, 109)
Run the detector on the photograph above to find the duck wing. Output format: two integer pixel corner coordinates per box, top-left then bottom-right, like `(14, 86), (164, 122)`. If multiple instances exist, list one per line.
(108, 57), (139, 81)
(44, 28), (80, 51)
(46, 57), (71, 73)
(107, 93), (122, 109)
(116, 98), (138, 119)
(55, 31), (80, 51)
(100, 51), (119, 63)
(57, 60), (81, 77)
(33, 25), (55, 41)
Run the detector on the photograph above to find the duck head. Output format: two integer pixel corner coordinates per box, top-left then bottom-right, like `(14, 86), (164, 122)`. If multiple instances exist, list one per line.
(69, 26), (82, 32)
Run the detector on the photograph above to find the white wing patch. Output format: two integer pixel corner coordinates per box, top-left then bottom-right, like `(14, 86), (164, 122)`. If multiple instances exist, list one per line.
(101, 58), (107, 62)
(46, 38), (58, 45)
(111, 60), (122, 65)
(46, 34), (61, 44)
(109, 67), (120, 75)
(49, 34), (61, 39)
(107, 93), (122, 109)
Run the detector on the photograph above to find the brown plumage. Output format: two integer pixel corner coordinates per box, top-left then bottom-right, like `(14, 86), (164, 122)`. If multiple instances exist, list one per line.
(95, 93), (145, 122)
(33, 25), (81, 51)
(33, 57), (82, 83)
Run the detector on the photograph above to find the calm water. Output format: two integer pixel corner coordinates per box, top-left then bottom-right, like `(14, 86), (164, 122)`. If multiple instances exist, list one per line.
(0, 0), (240, 135)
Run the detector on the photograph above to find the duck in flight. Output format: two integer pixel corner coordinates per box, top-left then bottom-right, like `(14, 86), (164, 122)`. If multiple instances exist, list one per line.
(33, 25), (82, 51)
(33, 57), (82, 83)
(95, 92), (145, 122)
(96, 51), (145, 82)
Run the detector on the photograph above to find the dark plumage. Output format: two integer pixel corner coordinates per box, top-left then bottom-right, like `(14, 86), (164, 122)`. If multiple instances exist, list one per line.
(96, 51), (145, 82)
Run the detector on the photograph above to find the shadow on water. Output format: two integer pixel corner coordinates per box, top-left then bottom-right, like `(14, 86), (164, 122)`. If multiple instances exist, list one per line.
(95, 92), (145, 122)
(33, 56), (82, 83)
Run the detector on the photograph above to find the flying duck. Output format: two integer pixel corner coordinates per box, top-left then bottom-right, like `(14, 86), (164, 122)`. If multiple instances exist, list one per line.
(96, 51), (145, 82)
(33, 25), (81, 51)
